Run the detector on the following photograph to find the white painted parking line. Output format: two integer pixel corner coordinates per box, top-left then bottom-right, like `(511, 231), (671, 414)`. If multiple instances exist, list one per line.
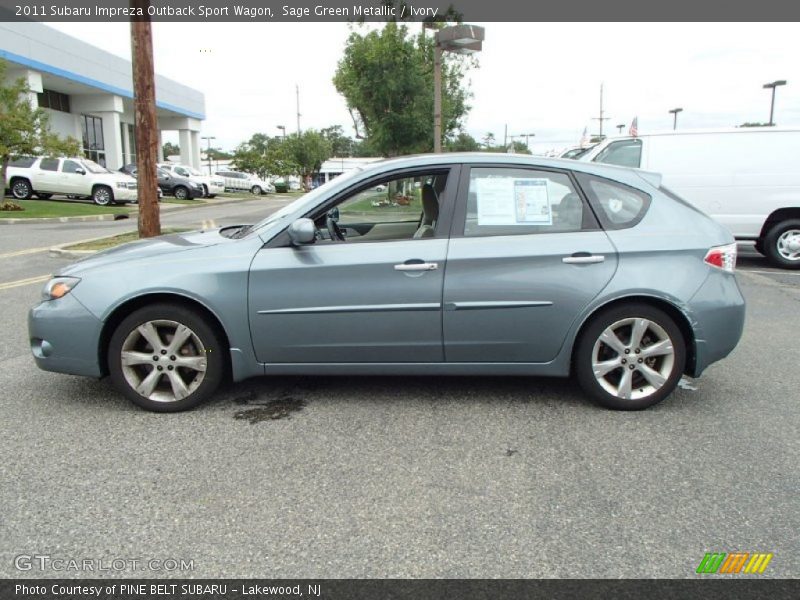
(0, 274), (51, 291)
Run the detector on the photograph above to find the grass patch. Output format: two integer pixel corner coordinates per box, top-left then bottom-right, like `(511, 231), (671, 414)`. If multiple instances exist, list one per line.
(0, 198), (131, 219)
(64, 228), (191, 251)
(161, 197), (205, 205)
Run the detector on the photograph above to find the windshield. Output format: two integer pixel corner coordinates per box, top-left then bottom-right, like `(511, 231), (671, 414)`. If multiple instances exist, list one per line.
(186, 167), (203, 176)
(81, 159), (111, 174)
(245, 168), (365, 236)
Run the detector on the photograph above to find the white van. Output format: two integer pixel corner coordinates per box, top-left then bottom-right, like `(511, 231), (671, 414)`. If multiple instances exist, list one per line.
(580, 128), (800, 268)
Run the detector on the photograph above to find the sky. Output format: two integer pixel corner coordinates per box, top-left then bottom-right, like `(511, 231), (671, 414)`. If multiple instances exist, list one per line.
(49, 21), (800, 154)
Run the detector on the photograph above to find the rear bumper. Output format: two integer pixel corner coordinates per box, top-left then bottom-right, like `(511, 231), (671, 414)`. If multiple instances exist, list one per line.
(28, 293), (104, 378)
(686, 271), (746, 377)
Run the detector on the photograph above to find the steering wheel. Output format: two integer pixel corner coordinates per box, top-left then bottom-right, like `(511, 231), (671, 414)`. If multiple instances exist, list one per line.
(326, 216), (346, 242)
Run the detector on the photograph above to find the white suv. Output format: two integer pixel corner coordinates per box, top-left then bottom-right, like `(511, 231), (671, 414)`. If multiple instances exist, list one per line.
(215, 170), (275, 195)
(5, 156), (138, 205)
(158, 163), (224, 198)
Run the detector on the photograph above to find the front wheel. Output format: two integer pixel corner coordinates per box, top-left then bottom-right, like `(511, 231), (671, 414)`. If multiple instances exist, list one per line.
(575, 303), (686, 410)
(92, 185), (113, 206)
(108, 304), (225, 412)
(762, 220), (800, 269)
(251, 185), (262, 195)
(11, 178), (32, 200)
(173, 185), (189, 200)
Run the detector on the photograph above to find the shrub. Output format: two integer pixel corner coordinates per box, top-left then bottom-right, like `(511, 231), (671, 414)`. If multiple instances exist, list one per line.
(0, 200), (24, 211)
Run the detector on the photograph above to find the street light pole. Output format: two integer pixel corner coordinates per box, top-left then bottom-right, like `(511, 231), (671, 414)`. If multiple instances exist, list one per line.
(201, 135), (215, 175)
(616, 124), (625, 134)
(276, 125), (286, 141)
(763, 80), (787, 126)
(669, 107), (683, 130)
(433, 24), (485, 153)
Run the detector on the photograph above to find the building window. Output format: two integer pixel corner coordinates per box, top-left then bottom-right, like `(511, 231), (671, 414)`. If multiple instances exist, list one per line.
(37, 89), (71, 113)
(81, 114), (106, 167)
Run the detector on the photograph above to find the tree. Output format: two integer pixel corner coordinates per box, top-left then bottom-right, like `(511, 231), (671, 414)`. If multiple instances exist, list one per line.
(232, 133), (299, 181)
(739, 122), (771, 127)
(321, 125), (355, 157)
(162, 141), (180, 158)
(0, 59), (80, 194)
(333, 22), (472, 156)
(482, 132), (496, 149)
(446, 131), (481, 152)
(285, 130), (332, 190)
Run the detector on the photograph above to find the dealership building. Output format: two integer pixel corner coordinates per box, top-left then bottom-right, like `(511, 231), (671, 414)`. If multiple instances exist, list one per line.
(0, 22), (205, 170)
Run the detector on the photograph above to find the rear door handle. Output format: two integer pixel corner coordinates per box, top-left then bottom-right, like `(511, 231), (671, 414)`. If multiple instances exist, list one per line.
(394, 262), (438, 271)
(562, 253), (605, 264)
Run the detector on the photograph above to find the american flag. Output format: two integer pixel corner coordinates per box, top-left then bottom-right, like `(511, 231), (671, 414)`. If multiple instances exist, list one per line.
(629, 117), (639, 137)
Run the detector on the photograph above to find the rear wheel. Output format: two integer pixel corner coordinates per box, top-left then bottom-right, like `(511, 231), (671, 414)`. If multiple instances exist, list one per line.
(108, 304), (225, 412)
(92, 185), (113, 206)
(763, 219), (800, 269)
(10, 178), (32, 200)
(575, 303), (686, 410)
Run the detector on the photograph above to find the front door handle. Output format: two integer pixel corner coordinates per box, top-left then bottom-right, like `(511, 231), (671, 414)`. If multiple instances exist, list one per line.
(562, 253), (605, 264)
(394, 262), (438, 271)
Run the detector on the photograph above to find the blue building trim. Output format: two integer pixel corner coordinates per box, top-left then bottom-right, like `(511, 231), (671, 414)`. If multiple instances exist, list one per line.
(0, 48), (205, 120)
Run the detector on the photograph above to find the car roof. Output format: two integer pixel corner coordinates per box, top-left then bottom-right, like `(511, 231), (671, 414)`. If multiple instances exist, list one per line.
(361, 152), (661, 190)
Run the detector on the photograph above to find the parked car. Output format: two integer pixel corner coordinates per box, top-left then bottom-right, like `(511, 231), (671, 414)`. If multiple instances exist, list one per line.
(6, 156), (137, 205)
(215, 170), (275, 195)
(157, 163), (224, 198)
(120, 164), (204, 200)
(29, 153), (744, 413)
(580, 127), (800, 268)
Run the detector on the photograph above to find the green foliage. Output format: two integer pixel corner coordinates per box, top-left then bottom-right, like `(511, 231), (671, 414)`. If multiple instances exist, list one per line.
(739, 122), (772, 127)
(321, 125), (355, 157)
(162, 141), (180, 157)
(333, 22), (472, 156)
(285, 130), (333, 186)
(446, 131), (481, 152)
(0, 58), (80, 188)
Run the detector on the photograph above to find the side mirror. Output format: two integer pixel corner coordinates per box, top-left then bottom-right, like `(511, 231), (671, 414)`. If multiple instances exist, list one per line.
(75, 168), (86, 175)
(287, 218), (316, 246)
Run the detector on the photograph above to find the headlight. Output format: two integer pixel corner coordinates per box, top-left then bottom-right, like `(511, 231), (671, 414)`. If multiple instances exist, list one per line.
(42, 276), (81, 301)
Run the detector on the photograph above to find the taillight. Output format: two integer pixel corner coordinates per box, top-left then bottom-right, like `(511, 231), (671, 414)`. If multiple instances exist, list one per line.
(704, 242), (737, 273)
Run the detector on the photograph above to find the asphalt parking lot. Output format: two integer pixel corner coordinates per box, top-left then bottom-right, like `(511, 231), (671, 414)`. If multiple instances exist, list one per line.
(0, 202), (798, 578)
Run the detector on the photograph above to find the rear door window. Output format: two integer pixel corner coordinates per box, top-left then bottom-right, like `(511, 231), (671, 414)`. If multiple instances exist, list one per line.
(575, 173), (651, 229)
(39, 158), (59, 171)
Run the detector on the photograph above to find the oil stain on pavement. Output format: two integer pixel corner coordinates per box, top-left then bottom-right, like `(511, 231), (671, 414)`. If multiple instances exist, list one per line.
(233, 396), (307, 424)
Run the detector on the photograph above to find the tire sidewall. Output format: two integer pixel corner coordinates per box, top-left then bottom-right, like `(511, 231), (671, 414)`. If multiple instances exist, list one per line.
(575, 303), (686, 410)
(92, 185), (113, 206)
(251, 186), (262, 196)
(107, 304), (225, 412)
(174, 186), (188, 199)
(11, 179), (32, 200)
(764, 219), (800, 269)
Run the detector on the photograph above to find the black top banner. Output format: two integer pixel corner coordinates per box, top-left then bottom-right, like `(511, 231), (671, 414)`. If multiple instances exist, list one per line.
(1, 0), (800, 22)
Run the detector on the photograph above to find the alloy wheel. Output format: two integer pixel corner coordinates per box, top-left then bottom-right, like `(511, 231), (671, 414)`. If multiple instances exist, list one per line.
(120, 319), (208, 403)
(591, 317), (675, 401)
(776, 229), (800, 262)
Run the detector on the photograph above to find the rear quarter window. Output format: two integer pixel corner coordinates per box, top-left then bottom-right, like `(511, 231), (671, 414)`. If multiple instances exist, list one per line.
(9, 157), (36, 168)
(575, 172), (651, 230)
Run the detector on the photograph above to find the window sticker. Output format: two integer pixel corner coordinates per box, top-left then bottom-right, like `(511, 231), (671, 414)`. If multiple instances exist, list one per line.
(475, 177), (552, 225)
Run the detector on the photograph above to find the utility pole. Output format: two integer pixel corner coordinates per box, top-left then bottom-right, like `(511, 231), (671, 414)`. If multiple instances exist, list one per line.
(296, 84), (301, 134)
(592, 83), (610, 139)
(130, 0), (160, 238)
(201, 135), (215, 175)
(433, 44), (442, 152)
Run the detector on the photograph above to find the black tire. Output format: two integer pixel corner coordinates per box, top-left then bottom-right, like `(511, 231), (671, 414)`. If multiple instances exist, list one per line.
(574, 303), (686, 410)
(35, 193), (53, 200)
(173, 185), (189, 200)
(92, 185), (113, 206)
(10, 178), (32, 200)
(206, 194), (217, 199)
(251, 185), (262, 195)
(201, 184), (209, 198)
(762, 219), (800, 269)
(107, 303), (225, 412)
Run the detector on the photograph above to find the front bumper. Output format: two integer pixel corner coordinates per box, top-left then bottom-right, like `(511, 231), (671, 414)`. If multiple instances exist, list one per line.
(114, 186), (138, 201)
(686, 271), (746, 377)
(28, 292), (104, 378)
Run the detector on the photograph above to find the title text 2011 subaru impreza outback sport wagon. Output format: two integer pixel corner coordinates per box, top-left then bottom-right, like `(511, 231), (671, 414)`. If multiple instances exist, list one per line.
(29, 154), (745, 412)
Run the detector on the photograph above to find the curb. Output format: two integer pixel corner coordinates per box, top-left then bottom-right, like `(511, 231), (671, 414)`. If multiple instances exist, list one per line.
(49, 230), (138, 259)
(0, 213), (130, 225)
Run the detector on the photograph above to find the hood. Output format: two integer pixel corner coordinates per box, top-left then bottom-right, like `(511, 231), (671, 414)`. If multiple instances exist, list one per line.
(108, 171), (137, 182)
(60, 228), (232, 276)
